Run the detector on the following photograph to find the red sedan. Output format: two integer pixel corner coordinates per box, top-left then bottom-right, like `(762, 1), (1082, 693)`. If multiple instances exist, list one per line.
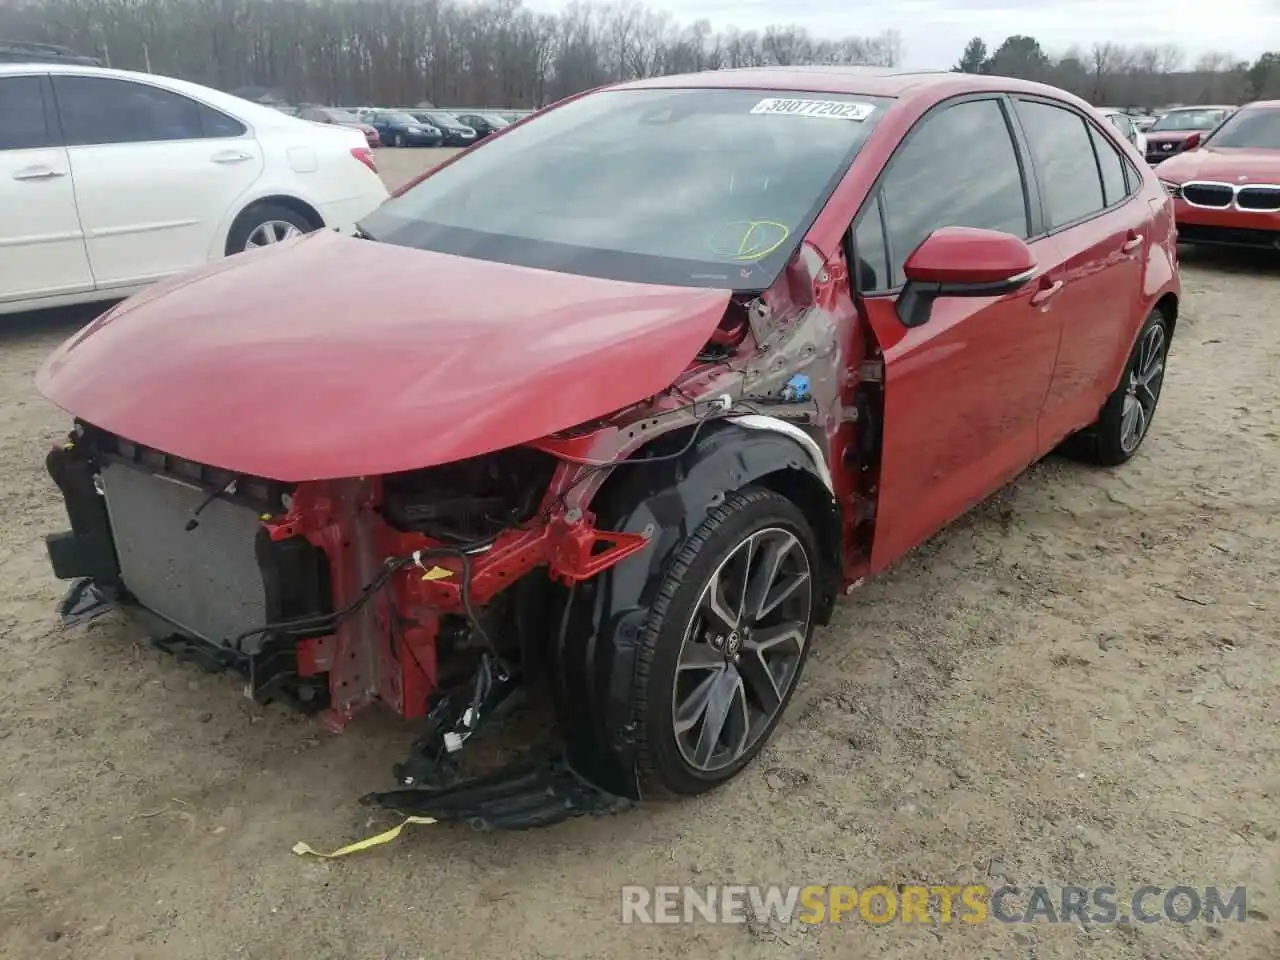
(1143, 104), (1235, 164)
(1154, 100), (1280, 249)
(298, 105), (381, 148)
(37, 67), (1180, 829)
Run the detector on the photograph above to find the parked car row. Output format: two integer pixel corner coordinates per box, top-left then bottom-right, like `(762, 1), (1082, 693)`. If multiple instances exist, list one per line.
(267, 102), (535, 148)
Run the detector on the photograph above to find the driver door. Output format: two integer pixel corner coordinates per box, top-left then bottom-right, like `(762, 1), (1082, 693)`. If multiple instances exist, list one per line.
(849, 96), (1064, 571)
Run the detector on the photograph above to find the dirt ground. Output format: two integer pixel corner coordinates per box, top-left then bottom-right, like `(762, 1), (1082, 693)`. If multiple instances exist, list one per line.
(0, 148), (1277, 960)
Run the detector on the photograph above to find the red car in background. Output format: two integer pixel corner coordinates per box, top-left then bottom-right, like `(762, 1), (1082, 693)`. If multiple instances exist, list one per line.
(1144, 104), (1234, 164)
(299, 105), (382, 148)
(37, 68), (1180, 829)
(1155, 100), (1280, 250)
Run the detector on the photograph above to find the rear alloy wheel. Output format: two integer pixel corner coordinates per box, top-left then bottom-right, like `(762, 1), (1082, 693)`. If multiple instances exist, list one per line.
(633, 487), (817, 797)
(1061, 308), (1169, 466)
(226, 203), (315, 256)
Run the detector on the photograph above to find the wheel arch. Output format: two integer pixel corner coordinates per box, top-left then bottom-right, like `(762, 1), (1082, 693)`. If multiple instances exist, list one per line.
(1154, 291), (1178, 340)
(547, 418), (841, 800)
(222, 195), (326, 256)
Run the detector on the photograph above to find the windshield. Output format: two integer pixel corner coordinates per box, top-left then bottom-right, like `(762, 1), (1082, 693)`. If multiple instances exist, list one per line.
(481, 113), (510, 126)
(324, 109), (361, 123)
(360, 88), (888, 289)
(1151, 108), (1228, 132)
(378, 112), (419, 125)
(1203, 108), (1280, 149)
(427, 112), (465, 128)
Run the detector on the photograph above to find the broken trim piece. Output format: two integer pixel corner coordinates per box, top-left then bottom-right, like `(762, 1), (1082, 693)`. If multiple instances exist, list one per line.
(727, 414), (834, 492)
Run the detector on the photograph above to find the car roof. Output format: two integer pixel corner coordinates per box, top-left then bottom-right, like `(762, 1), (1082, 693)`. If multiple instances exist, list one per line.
(1240, 100), (1280, 111)
(607, 66), (1085, 105)
(1163, 104), (1235, 112)
(0, 62), (288, 122)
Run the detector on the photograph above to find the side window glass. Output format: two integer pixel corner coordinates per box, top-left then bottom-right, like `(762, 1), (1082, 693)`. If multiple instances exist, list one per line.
(0, 76), (48, 150)
(1016, 99), (1106, 228)
(54, 76), (204, 146)
(852, 197), (889, 292)
(878, 98), (1029, 288)
(1089, 123), (1131, 206)
(1123, 158), (1143, 193)
(197, 103), (246, 138)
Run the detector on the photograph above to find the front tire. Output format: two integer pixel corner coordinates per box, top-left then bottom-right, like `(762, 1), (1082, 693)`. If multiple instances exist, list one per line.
(1062, 308), (1170, 465)
(632, 487), (818, 797)
(393, 133), (405, 147)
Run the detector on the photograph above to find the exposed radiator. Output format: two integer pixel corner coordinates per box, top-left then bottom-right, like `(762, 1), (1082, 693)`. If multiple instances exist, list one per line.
(100, 461), (268, 645)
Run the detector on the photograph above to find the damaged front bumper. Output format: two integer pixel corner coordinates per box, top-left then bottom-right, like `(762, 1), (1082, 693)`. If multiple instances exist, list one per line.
(55, 575), (636, 830)
(44, 437), (649, 830)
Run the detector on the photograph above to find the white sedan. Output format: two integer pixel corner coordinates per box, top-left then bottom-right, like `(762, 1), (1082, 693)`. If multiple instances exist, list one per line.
(0, 64), (389, 316)
(1096, 107), (1148, 156)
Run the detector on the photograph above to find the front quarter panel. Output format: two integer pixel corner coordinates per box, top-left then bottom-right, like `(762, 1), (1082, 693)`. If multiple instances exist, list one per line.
(553, 422), (839, 799)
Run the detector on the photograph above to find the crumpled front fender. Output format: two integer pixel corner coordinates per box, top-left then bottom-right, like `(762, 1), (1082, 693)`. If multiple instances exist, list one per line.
(550, 420), (839, 799)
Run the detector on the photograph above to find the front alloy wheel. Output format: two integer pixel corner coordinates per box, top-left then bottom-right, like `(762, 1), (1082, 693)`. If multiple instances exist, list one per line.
(632, 487), (818, 796)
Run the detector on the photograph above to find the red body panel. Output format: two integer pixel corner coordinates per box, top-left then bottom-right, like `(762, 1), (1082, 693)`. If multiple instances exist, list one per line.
(35, 231), (733, 481)
(1035, 202), (1150, 449)
(901, 226), (1036, 284)
(816, 80), (1179, 574)
(860, 235), (1062, 569)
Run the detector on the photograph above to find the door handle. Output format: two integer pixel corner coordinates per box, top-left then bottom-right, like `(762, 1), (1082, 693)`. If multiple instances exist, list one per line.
(1030, 280), (1064, 307)
(210, 150), (252, 164)
(12, 165), (66, 181)
(1121, 234), (1145, 253)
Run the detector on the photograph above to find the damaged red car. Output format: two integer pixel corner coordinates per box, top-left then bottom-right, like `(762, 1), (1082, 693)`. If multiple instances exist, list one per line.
(37, 68), (1181, 830)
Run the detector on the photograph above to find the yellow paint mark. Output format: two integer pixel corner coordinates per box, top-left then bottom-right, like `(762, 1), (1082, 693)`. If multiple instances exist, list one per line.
(292, 815), (438, 859)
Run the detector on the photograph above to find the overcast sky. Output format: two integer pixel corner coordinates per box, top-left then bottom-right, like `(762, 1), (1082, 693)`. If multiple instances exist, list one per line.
(523, 0), (1279, 69)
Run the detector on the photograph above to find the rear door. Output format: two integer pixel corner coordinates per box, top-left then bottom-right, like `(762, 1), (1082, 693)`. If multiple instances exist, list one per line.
(0, 73), (94, 305)
(850, 96), (1064, 571)
(1010, 98), (1150, 450)
(52, 74), (265, 290)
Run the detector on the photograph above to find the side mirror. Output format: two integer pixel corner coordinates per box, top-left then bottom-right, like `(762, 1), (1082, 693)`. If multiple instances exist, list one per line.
(1181, 131), (1202, 151)
(897, 226), (1036, 328)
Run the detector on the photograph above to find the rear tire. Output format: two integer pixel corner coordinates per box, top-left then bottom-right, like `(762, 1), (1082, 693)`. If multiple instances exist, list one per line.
(1060, 308), (1170, 466)
(225, 203), (316, 256)
(632, 487), (819, 798)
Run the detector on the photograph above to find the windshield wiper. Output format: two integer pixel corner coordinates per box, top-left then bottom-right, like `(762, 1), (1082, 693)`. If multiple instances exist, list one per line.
(354, 225), (379, 242)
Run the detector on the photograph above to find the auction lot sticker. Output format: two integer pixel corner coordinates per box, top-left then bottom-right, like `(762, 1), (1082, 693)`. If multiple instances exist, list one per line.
(750, 98), (875, 121)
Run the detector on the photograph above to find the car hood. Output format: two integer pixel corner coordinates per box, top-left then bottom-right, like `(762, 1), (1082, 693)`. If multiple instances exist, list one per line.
(36, 231), (733, 482)
(1155, 146), (1280, 181)
(1146, 129), (1206, 144)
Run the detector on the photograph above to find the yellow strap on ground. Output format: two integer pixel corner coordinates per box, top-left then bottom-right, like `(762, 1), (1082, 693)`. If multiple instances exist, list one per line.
(291, 815), (438, 859)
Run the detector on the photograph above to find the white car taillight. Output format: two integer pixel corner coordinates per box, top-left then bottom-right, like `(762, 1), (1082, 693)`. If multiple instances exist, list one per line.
(351, 147), (377, 174)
